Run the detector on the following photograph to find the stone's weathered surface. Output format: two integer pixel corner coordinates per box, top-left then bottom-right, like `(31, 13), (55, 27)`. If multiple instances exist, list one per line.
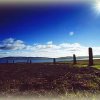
(73, 54), (77, 64)
(89, 47), (93, 66)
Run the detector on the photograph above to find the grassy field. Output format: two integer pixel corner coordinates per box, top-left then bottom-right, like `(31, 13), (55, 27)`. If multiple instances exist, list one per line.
(0, 60), (100, 99)
(74, 59), (100, 69)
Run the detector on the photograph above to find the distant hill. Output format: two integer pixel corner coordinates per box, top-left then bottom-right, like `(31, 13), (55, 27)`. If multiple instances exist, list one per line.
(0, 57), (51, 60)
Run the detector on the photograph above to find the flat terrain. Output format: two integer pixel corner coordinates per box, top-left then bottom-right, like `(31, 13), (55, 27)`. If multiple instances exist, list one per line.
(0, 61), (100, 96)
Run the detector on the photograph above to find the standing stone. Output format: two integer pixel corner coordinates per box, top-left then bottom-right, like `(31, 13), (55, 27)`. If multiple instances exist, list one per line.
(6, 60), (8, 63)
(73, 54), (77, 64)
(53, 58), (56, 64)
(30, 60), (32, 64)
(13, 60), (14, 64)
(89, 47), (93, 66)
(27, 58), (29, 63)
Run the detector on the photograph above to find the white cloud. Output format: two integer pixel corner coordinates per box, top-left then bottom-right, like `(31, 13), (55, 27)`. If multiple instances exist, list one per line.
(0, 38), (100, 58)
(69, 31), (74, 36)
(3, 38), (14, 44)
(47, 41), (53, 45)
(0, 38), (26, 50)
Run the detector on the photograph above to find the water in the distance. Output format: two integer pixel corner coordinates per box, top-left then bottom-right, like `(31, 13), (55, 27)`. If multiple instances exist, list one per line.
(0, 58), (73, 63)
(0, 57), (100, 63)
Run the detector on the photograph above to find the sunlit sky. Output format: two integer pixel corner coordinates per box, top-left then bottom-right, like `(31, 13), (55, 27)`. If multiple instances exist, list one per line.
(0, 0), (100, 57)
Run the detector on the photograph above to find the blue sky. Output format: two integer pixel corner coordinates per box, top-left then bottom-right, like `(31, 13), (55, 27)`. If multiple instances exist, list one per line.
(0, 1), (100, 57)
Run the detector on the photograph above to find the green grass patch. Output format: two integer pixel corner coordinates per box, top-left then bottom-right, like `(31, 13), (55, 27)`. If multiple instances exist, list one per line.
(92, 65), (100, 69)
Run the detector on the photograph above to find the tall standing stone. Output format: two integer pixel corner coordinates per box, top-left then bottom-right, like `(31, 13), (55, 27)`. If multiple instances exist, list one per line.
(53, 58), (56, 64)
(73, 54), (77, 64)
(89, 47), (93, 66)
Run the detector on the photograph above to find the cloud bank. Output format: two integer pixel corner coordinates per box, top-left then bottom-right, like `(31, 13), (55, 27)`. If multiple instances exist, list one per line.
(0, 38), (26, 50)
(0, 38), (100, 58)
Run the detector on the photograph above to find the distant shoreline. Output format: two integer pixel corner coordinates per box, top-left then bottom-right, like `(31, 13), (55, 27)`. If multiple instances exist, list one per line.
(0, 58), (100, 64)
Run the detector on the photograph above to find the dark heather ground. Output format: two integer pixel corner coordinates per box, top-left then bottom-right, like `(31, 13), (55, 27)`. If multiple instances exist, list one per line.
(0, 63), (100, 96)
